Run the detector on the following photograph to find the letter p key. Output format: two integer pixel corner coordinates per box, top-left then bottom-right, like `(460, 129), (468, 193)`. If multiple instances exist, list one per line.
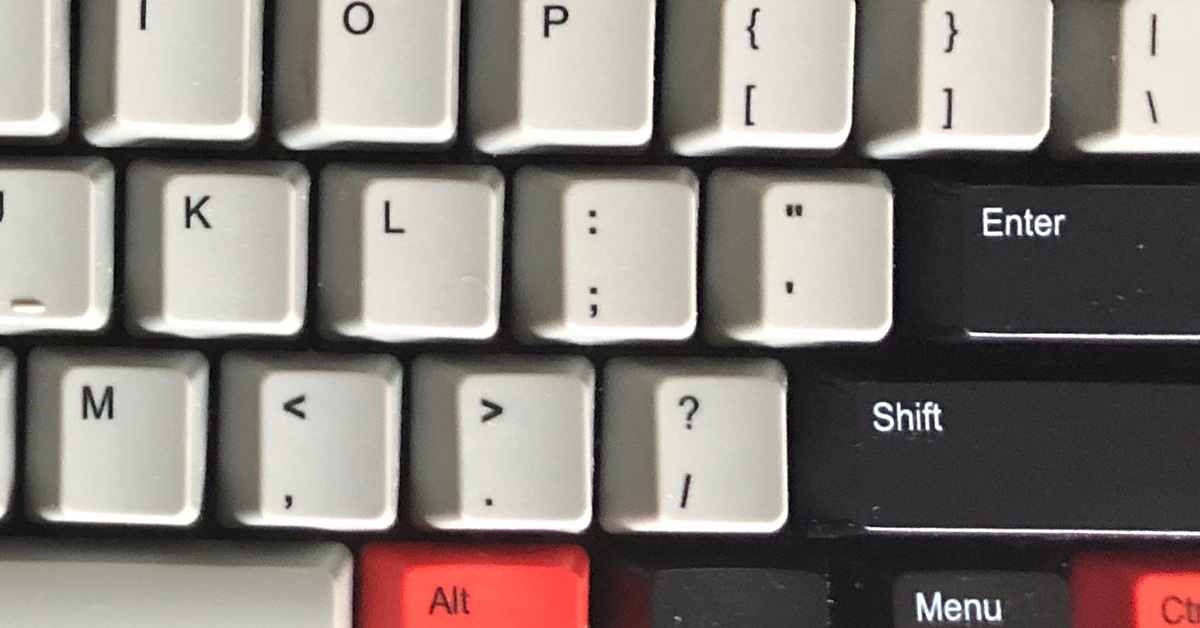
(544, 4), (569, 38)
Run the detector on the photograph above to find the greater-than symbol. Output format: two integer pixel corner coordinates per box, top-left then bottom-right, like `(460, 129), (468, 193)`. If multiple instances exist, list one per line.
(481, 398), (503, 423)
(284, 395), (307, 419)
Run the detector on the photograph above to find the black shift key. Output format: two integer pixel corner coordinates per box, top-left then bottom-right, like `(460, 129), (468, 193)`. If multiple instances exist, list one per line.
(795, 372), (1200, 535)
(903, 182), (1200, 340)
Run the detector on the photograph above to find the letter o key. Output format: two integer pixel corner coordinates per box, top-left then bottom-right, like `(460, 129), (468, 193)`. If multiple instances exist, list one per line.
(344, 1), (375, 35)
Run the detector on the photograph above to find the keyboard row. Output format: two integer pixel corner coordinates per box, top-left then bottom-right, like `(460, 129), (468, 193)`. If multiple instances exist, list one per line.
(0, 159), (894, 344)
(3, 539), (1197, 628)
(7, 347), (1200, 536)
(3, 0), (1192, 156)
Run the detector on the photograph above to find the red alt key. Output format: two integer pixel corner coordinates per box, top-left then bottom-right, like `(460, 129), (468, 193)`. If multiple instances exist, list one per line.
(1074, 553), (1200, 628)
(358, 543), (589, 628)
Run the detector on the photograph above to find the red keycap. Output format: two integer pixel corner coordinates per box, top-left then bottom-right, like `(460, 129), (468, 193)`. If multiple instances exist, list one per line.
(358, 543), (589, 628)
(1074, 553), (1200, 628)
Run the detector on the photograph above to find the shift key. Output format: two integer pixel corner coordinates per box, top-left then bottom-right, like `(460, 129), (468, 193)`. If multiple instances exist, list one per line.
(794, 370), (1200, 536)
(902, 181), (1200, 340)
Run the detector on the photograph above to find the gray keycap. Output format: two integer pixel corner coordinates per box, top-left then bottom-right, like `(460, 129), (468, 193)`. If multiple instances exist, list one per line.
(599, 358), (788, 534)
(0, 539), (351, 628)
(410, 354), (594, 532)
(26, 347), (208, 525)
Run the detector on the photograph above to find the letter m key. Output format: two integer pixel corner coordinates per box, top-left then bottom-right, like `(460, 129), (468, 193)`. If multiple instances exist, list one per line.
(82, 385), (115, 420)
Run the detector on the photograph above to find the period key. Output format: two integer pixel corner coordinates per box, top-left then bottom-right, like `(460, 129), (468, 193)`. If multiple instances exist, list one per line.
(902, 181), (1200, 340)
(358, 544), (589, 628)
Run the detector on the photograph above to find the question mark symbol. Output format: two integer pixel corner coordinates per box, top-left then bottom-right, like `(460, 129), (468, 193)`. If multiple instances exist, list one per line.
(679, 395), (700, 430)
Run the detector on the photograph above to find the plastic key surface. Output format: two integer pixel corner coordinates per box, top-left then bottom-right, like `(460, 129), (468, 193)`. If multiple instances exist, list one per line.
(1073, 553), (1200, 628)
(601, 562), (829, 628)
(904, 181), (1200, 340)
(359, 543), (589, 628)
(0, 539), (352, 628)
(894, 571), (1069, 628)
(796, 371), (1200, 536)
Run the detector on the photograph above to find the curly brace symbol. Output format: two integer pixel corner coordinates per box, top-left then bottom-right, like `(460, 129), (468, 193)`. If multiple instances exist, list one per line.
(747, 8), (761, 50)
(945, 11), (959, 53)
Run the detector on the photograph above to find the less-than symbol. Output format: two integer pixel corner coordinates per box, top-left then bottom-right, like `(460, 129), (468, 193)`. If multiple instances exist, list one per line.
(481, 398), (503, 423)
(681, 473), (693, 509)
(284, 495), (294, 509)
(284, 395), (307, 419)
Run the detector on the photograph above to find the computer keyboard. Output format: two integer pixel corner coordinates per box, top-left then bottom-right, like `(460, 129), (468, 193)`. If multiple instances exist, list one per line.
(1, 0), (1197, 626)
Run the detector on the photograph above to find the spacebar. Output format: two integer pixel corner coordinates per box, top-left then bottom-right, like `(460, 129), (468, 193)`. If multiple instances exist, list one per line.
(0, 540), (351, 628)
(795, 374), (1200, 536)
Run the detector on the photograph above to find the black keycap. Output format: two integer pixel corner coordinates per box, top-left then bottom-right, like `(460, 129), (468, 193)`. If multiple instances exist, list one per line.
(599, 562), (828, 628)
(893, 572), (1068, 628)
(794, 370), (1200, 535)
(901, 181), (1200, 340)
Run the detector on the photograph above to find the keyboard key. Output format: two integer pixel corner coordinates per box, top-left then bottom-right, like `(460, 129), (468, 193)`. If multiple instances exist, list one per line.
(410, 355), (594, 532)
(601, 562), (829, 628)
(0, 539), (351, 628)
(894, 571), (1068, 628)
(512, 167), (698, 344)
(79, 0), (264, 146)
(856, 0), (1053, 158)
(0, 158), (115, 334)
(467, 0), (655, 153)
(219, 352), (401, 530)
(0, 349), (12, 521)
(663, 0), (854, 155)
(26, 347), (208, 526)
(1054, 1), (1200, 154)
(904, 181), (1200, 340)
(0, 0), (69, 141)
(125, 161), (309, 338)
(359, 543), (589, 628)
(319, 165), (503, 342)
(795, 371), (1200, 535)
(706, 169), (893, 346)
(274, 0), (460, 149)
(599, 359), (788, 534)
(1073, 553), (1200, 628)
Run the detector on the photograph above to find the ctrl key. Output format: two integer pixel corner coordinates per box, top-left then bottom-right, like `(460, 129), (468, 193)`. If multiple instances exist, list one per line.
(358, 544), (589, 628)
(1073, 554), (1200, 628)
